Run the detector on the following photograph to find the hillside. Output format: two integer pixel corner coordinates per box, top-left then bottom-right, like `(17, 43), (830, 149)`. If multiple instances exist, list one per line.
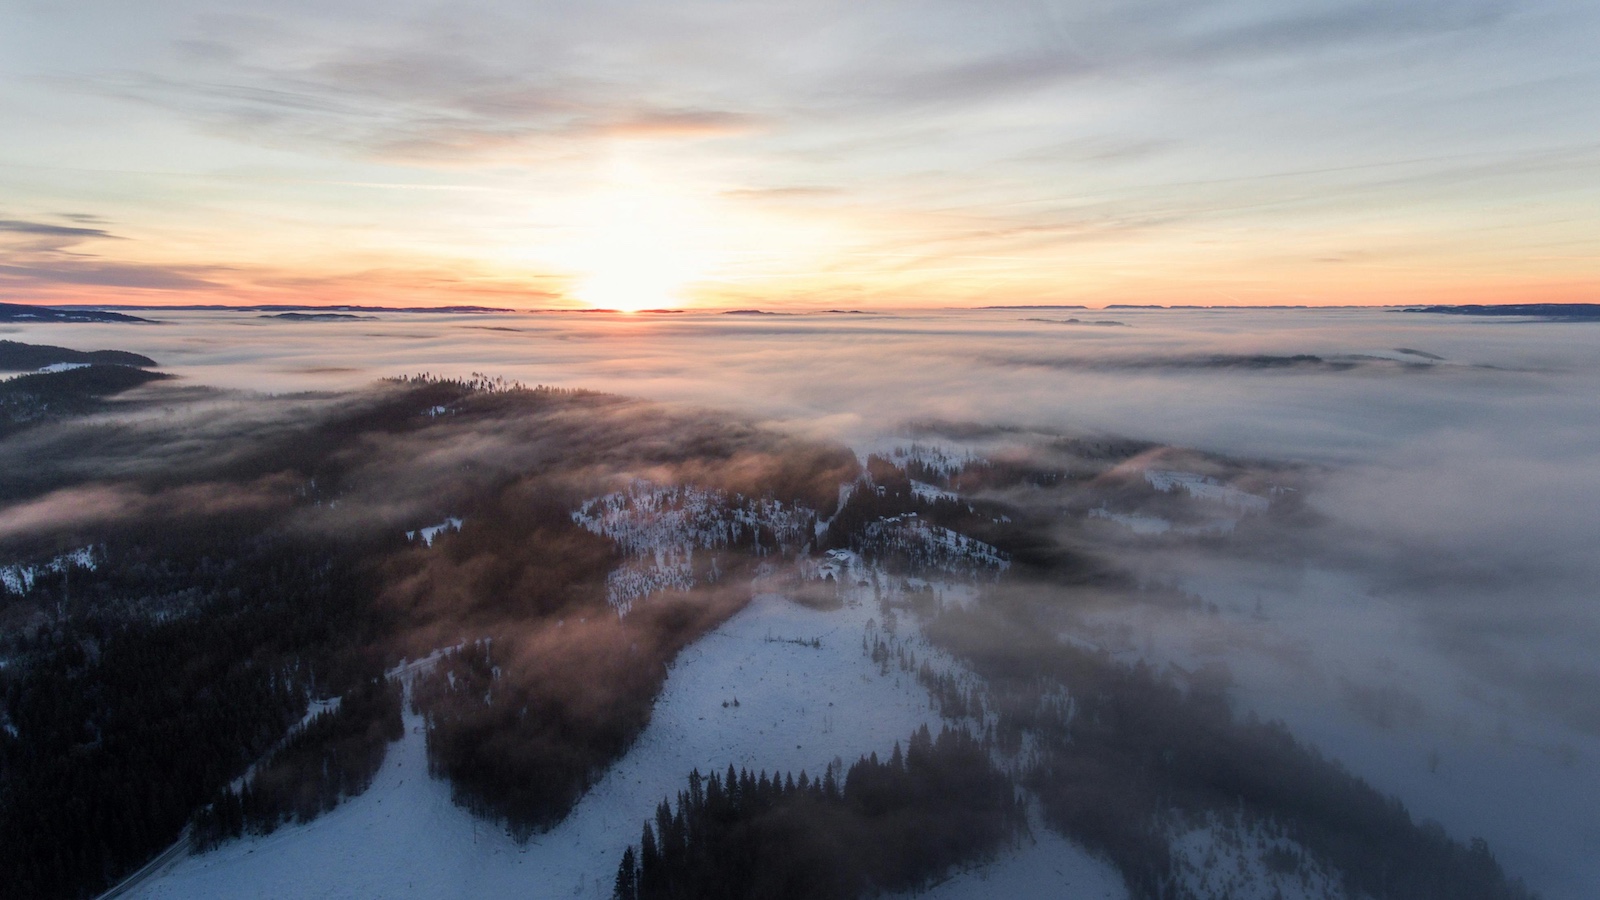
(0, 339), (157, 371)
(0, 302), (149, 323)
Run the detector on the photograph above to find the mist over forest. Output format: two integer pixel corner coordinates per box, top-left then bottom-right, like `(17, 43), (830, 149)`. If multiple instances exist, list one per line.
(2, 307), (1598, 900)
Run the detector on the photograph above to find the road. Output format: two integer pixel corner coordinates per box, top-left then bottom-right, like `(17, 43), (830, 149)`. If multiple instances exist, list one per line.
(95, 825), (191, 900)
(93, 650), (448, 900)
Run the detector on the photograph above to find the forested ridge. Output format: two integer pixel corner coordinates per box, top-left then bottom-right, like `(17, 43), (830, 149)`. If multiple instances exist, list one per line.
(917, 594), (1537, 900)
(0, 365), (171, 436)
(0, 340), (157, 371)
(0, 530), (385, 898)
(0, 375), (856, 899)
(0, 374), (1547, 900)
(612, 725), (1024, 900)
(191, 677), (404, 850)
(816, 443), (1537, 900)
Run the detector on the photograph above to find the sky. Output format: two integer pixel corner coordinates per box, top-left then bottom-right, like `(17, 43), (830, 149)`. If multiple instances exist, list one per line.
(2, 0), (1598, 310)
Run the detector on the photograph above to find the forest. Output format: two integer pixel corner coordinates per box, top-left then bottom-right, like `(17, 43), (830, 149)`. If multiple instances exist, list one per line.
(922, 597), (1536, 900)
(0, 362), (1545, 900)
(191, 677), (404, 851)
(813, 442), (1534, 900)
(411, 634), (661, 837)
(0, 526), (382, 898)
(0, 364), (171, 435)
(612, 725), (1024, 900)
(0, 340), (157, 371)
(0, 372), (854, 898)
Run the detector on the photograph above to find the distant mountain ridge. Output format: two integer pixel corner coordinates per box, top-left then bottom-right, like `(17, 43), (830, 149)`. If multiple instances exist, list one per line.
(261, 312), (377, 321)
(0, 340), (157, 371)
(0, 302), (149, 323)
(1404, 303), (1600, 319)
(50, 303), (513, 314)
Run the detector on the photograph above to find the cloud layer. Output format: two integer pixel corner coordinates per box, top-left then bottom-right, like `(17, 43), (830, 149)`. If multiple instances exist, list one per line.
(2, 0), (1596, 306)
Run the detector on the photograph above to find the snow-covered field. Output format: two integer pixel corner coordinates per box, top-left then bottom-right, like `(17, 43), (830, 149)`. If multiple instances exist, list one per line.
(1167, 816), (1344, 900)
(125, 558), (1124, 900)
(910, 480), (959, 503)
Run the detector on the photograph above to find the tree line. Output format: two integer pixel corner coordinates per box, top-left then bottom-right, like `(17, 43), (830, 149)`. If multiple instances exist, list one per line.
(926, 599), (1538, 900)
(191, 677), (403, 851)
(0, 370), (862, 899)
(0, 525), (381, 899)
(613, 724), (1025, 900)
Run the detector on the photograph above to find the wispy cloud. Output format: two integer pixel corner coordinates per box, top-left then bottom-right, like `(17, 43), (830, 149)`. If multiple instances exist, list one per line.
(0, 216), (222, 294)
(0, 219), (120, 240)
(1, 0), (1595, 306)
(0, 262), (221, 291)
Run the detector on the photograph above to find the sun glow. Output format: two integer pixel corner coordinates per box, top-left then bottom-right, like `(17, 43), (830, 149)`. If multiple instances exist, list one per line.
(564, 164), (722, 312)
(521, 154), (848, 312)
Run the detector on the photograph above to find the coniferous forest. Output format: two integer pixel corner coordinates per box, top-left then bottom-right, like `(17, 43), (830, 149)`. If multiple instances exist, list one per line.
(0, 372), (852, 898)
(922, 598), (1537, 900)
(0, 528), (382, 898)
(612, 725), (1024, 900)
(0, 355), (1549, 900)
(190, 677), (404, 850)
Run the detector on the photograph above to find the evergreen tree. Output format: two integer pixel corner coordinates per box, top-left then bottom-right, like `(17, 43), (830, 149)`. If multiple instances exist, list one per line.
(613, 846), (638, 900)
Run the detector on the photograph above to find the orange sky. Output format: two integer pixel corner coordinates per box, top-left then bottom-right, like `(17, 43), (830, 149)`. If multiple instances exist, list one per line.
(2, 2), (1597, 310)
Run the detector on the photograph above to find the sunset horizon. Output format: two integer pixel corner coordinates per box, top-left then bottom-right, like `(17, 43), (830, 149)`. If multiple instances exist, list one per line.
(5, 3), (1596, 313)
(5, 5), (1599, 900)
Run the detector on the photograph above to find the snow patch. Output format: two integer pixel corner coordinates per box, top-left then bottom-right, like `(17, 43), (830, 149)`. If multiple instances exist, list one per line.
(1088, 506), (1240, 536)
(1145, 470), (1270, 513)
(1088, 507), (1174, 535)
(877, 443), (973, 480)
(572, 481), (813, 614)
(911, 480), (960, 503)
(860, 514), (1009, 577)
(1169, 815), (1345, 900)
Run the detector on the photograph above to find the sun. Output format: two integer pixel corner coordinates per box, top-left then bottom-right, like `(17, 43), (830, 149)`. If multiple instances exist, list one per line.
(565, 165), (717, 312)
(534, 154), (839, 312)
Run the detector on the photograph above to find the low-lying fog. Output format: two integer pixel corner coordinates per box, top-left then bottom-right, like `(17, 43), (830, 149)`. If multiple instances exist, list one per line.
(10, 305), (1600, 895)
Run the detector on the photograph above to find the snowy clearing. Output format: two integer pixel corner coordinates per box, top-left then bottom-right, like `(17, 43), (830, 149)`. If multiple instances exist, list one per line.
(124, 565), (1120, 900)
